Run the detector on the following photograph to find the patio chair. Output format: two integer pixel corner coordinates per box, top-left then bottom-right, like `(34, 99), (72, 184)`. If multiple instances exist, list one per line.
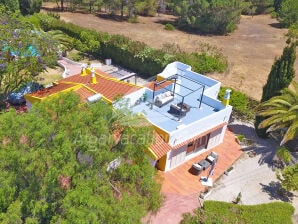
(189, 163), (203, 175)
(206, 151), (218, 164)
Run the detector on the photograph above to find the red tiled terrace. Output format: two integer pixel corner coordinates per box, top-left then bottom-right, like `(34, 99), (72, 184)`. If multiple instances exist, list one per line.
(159, 129), (242, 195)
(146, 129), (243, 223)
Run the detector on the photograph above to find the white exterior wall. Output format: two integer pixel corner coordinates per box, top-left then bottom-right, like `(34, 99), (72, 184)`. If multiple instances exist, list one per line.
(164, 125), (227, 172)
(207, 126), (224, 149)
(158, 62), (191, 79)
(119, 88), (146, 107)
(203, 82), (221, 99)
(169, 105), (232, 146)
(185, 70), (219, 88)
(219, 125), (227, 143)
(165, 145), (187, 171)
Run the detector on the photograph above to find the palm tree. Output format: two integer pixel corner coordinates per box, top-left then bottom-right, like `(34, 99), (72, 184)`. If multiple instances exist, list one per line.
(32, 25), (74, 56)
(256, 81), (298, 145)
(46, 30), (74, 56)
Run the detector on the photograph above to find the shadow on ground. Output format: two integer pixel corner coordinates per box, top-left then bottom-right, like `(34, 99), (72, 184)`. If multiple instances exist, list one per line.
(228, 122), (278, 167)
(260, 181), (295, 202)
(268, 22), (283, 29)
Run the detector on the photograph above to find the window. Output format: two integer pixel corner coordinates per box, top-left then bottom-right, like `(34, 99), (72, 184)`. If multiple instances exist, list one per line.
(195, 135), (209, 149)
(186, 134), (210, 155)
(186, 141), (195, 154)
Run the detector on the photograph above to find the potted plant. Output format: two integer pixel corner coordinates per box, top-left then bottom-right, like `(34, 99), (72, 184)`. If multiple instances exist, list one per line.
(199, 188), (212, 199)
(235, 134), (245, 145)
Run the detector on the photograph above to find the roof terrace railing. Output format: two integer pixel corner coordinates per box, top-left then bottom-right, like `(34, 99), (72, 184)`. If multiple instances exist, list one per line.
(151, 74), (206, 120)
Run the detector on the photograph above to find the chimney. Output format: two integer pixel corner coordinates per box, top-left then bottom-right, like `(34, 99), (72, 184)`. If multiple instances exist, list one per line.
(223, 89), (231, 106)
(81, 63), (87, 76)
(91, 66), (97, 84)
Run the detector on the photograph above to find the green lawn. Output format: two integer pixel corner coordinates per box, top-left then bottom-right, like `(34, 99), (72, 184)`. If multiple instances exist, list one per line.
(37, 66), (63, 85)
(181, 201), (294, 224)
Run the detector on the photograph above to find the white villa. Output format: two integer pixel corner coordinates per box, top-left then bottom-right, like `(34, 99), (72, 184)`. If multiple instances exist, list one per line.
(25, 61), (232, 172)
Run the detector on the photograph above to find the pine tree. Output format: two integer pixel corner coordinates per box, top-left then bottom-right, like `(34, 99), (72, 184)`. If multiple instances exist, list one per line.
(255, 42), (296, 137)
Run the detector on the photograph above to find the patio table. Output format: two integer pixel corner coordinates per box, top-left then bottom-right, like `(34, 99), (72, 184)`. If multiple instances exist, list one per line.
(199, 159), (211, 170)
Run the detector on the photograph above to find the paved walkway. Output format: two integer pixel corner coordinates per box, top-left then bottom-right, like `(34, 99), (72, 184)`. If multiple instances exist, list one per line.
(58, 57), (83, 77)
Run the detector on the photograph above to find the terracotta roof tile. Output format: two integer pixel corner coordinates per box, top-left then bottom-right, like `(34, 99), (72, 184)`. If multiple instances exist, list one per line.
(59, 74), (91, 84)
(30, 83), (76, 98)
(86, 78), (141, 101)
(150, 132), (172, 159)
(74, 87), (96, 102)
(145, 81), (172, 91)
(59, 73), (141, 102)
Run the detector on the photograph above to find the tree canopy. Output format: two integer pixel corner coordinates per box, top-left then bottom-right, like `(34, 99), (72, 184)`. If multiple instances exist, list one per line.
(0, 0), (19, 12)
(256, 81), (298, 145)
(255, 42), (296, 137)
(0, 92), (162, 223)
(0, 0), (42, 15)
(277, 164), (298, 191)
(54, 0), (157, 17)
(0, 6), (58, 104)
(173, 0), (245, 35)
(19, 0), (42, 15)
(277, 0), (298, 27)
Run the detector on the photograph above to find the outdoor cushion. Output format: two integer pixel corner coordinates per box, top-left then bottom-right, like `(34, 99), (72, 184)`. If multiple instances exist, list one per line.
(206, 155), (215, 163)
(192, 163), (202, 170)
(165, 91), (171, 97)
(155, 91), (174, 107)
(210, 151), (218, 158)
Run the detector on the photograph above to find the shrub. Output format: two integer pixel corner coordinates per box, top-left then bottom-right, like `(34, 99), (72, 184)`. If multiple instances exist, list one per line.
(164, 23), (175, 30)
(25, 13), (41, 28)
(219, 87), (253, 120)
(236, 134), (245, 142)
(68, 51), (84, 61)
(33, 13), (228, 78)
(127, 16), (139, 23)
(47, 12), (60, 20)
(181, 201), (294, 224)
(276, 146), (292, 164)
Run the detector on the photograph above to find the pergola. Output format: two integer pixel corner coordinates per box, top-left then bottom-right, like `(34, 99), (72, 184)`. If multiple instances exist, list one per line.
(151, 74), (205, 119)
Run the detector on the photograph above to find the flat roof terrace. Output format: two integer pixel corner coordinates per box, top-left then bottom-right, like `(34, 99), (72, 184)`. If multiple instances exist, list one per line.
(131, 98), (218, 133)
(131, 74), (222, 133)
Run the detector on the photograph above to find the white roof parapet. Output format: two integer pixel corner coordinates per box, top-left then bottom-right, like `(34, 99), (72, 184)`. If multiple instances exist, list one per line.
(158, 61), (192, 79)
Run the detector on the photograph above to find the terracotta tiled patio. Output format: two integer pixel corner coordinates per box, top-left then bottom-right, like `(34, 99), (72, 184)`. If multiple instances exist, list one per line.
(159, 128), (243, 195)
(146, 128), (243, 223)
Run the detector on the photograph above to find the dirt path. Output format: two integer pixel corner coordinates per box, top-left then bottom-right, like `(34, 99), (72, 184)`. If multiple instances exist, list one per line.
(43, 5), (298, 101)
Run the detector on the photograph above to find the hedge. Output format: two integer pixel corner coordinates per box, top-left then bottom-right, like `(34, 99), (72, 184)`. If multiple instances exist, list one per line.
(33, 13), (227, 78)
(181, 201), (294, 224)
